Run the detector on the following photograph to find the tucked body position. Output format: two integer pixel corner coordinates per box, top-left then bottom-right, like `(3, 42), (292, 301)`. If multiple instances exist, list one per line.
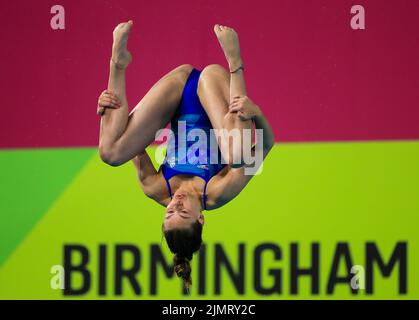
(97, 20), (274, 291)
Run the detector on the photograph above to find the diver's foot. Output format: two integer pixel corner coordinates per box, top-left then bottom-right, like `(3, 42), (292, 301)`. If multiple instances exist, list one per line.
(112, 20), (133, 69)
(213, 24), (243, 72)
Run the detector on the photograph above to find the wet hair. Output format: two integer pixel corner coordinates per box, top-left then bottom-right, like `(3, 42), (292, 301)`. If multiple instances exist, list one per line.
(163, 220), (203, 291)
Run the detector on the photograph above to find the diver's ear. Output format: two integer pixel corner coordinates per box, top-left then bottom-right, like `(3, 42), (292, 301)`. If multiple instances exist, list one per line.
(198, 213), (205, 225)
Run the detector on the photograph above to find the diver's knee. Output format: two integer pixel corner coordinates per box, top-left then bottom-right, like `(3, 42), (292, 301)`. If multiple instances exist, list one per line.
(201, 64), (229, 81)
(99, 144), (124, 167)
(175, 64), (194, 75)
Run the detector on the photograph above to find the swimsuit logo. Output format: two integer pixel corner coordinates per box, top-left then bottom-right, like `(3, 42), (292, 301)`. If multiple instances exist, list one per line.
(197, 164), (209, 170)
(167, 156), (176, 168)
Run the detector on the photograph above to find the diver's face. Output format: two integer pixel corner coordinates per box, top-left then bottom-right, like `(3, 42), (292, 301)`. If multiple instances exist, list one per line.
(164, 189), (204, 230)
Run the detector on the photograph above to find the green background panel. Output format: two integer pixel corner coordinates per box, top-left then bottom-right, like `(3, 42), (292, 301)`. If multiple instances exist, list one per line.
(0, 141), (418, 299)
(0, 148), (96, 266)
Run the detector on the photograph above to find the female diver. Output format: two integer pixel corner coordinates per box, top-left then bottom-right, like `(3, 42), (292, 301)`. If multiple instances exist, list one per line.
(97, 20), (274, 291)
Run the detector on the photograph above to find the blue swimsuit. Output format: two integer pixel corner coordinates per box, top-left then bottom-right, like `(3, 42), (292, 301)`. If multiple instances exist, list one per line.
(160, 68), (226, 210)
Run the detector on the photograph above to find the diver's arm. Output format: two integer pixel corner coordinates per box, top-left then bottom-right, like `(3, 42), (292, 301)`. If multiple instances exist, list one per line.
(133, 150), (157, 183)
(206, 108), (274, 209)
(205, 167), (253, 210)
(253, 112), (275, 158)
(132, 150), (170, 206)
(227, 96), (275, 164)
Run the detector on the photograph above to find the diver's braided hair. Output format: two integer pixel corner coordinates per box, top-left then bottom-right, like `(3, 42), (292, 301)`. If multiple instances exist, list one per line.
(163, 220), (203, 291)
(173, 254), (192, 290)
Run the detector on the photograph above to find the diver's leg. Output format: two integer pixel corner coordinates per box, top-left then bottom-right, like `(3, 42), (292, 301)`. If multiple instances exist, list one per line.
(98, 22), (194, 166)
(198, 64), (252, 167)
(99, 63), (193, 166)
(213, 24), (246, 102)
(197, 25), (251, 166)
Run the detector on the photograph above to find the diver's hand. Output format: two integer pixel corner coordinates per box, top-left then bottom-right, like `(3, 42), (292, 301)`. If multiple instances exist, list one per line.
(228, 95), (261, 121)
(97, 89), (122, 116)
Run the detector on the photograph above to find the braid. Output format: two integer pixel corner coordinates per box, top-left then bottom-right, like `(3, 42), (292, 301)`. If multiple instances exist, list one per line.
(173, 254), (192, 290)
(163, 220), (203, 292)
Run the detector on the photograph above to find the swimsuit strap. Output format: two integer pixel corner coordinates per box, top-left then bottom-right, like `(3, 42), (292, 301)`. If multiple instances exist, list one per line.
(163, 167), (210, 209)
(164, 173), (208, 210)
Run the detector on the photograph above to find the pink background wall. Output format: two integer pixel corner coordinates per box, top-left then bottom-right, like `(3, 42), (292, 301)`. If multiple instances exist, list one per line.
(1, 0), (418, 148)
